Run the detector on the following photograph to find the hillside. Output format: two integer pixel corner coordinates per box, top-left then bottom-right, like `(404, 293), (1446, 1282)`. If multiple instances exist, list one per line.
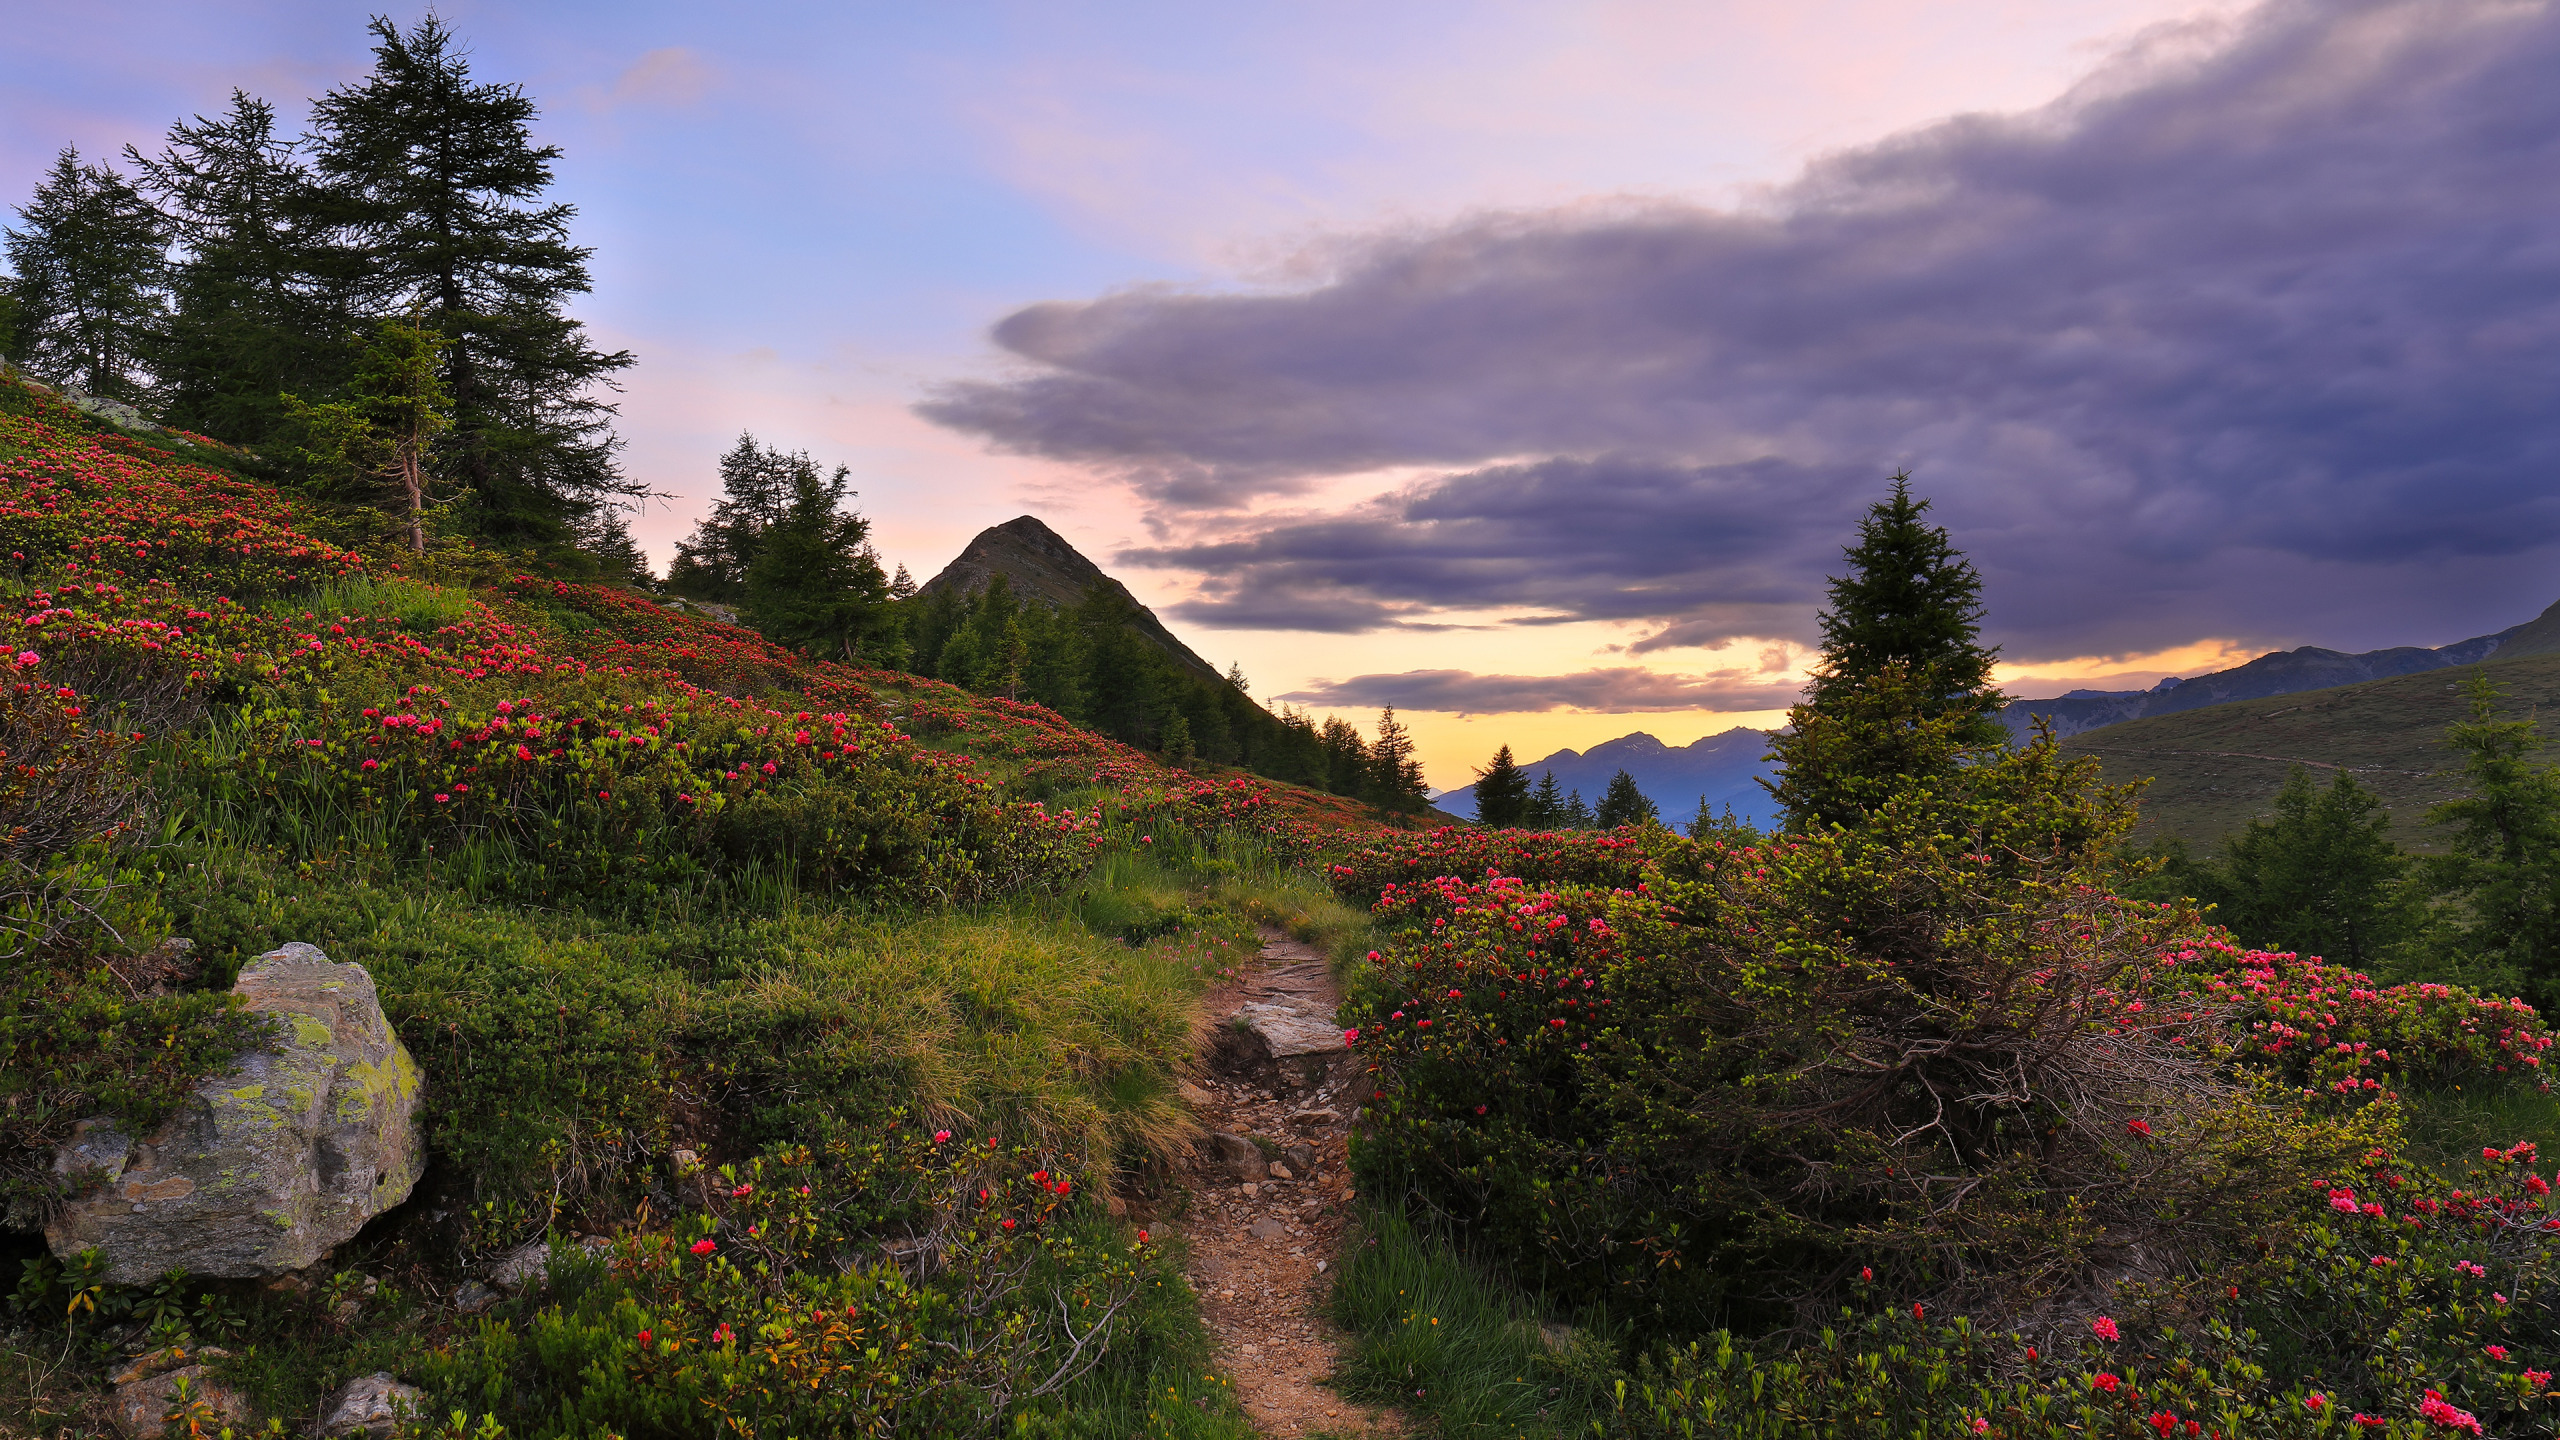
(2059, 649), (2560, 851)
(921, 514), (1224, 683)
(0, 369), (1392, 1437)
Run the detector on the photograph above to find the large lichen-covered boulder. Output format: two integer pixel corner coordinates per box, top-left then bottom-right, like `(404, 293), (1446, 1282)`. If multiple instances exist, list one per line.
(47, 942), (424, 1284)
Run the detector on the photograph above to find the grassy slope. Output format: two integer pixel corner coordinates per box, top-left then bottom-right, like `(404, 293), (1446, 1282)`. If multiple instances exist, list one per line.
(0, 376), (1395, 1437)
(2059, 650), (2560, 851)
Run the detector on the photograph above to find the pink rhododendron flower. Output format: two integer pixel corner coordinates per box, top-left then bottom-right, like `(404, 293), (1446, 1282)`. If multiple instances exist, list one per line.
(689, 1239), (716, 1255)
(2092, 1316), (2120, 1342)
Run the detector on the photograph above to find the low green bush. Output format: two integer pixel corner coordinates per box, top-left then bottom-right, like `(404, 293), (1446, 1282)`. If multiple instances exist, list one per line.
(1342, 736), (2378, 1335)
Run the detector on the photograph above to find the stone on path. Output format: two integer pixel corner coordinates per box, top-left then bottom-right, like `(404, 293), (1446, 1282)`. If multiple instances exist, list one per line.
(48, 942), (425, 1284)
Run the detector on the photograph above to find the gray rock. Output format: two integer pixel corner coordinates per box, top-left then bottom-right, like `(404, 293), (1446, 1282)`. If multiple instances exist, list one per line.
(1282, 1142), (1317, 1174)
(1225, 1001), (1359, 1094)
(1199, 1130), (1264, 1181)
(64, 386), (166, 435)
(1247, 1217), (1288, 1241)
(1269, 1163), (1296, 1181)
(315, 1372), (425, 1438)
(452, 1280), (499, 1315)
(47, 943), (425, 1284)
(488, 1239), (550, 1293)
(1286, 1109), (1340, 1130)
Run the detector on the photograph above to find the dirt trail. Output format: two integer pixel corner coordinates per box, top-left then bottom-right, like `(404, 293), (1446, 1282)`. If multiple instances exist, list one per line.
(1140, 928), (1401, 1435)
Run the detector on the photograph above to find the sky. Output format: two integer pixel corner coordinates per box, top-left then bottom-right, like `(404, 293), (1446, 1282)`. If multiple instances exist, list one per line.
(6, 0), (2556, 789)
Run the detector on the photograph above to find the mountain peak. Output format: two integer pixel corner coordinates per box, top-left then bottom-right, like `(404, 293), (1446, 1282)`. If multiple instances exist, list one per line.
(920, 515), (1223, 682)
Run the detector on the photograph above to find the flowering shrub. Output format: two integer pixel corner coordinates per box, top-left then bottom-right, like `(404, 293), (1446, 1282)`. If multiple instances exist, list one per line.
(420, 1132), (1173, 1436)
(2176, 939), (2558, 1098)
(1346, 737), (2374, 1332)
(1605, 1144), (2560, 1436)
(0, 403), (363, 600)
(1326, 824), (1670, 908)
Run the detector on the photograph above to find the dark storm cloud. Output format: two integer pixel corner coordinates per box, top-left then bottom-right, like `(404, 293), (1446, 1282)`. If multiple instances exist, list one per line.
(1276, 667), (1805, 716)
(921, 0), (2560, 657)
(1134, 455), (1851, 646)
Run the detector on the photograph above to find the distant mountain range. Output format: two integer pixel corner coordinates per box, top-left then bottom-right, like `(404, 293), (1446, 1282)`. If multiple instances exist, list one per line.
(1434, 727), (1779, 828)
(1435, 599), (2560, 828)
(2002, 598), (2560, 739)
(919, 515), (1226, 683)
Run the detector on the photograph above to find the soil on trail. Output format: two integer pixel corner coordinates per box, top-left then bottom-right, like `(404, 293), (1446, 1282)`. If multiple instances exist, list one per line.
(1134, 928), (1402, 1436)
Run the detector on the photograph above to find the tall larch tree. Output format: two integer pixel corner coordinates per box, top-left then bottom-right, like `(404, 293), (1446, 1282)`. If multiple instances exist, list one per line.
(308, 14), (636, 547)
(128, 91), (347, 445)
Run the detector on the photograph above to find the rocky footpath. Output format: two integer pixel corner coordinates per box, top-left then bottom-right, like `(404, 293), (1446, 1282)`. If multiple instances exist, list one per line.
(1130, 929), (1401, 1435)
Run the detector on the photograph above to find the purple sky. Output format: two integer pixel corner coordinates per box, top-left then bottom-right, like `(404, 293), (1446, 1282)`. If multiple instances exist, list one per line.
(9, 0), (2552, 785)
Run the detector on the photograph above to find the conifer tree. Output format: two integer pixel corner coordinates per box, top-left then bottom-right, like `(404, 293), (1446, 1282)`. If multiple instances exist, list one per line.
(3, 148), (167, 399)
(1472, 744), (1532, 828)
(1595, 769), (1659, 828)
(1528, 770), (1565, 829)
(740, 465), (890, 660)
(1370, 708), (1429, 812)
(1318, 716), (1371, 799)
(308, 14), (635, 545)
(1562, 789), (1594, 829)
(128, 92), (346, 444)
(1765, 475), (2008, 833)
(2208, 766), (2421, 971)
(277, 314), (450, 551)
(1160, 709), (1198, 768)
(2424, 674), (2560, 1001)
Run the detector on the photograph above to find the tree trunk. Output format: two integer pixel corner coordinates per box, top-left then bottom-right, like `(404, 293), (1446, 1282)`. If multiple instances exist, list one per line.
(401, 444), (425, 554)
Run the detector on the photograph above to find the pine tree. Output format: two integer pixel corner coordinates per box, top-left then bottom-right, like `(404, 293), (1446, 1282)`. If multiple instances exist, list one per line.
(1595, 769), (1659, 828)
(1318, 716), (1371, 799)
(1225, 661), (1250, 695)
(3, 147), (168, 399)
(1562, 789), (1594, 829)
(1472, 744), (1532, 828)
(1075, 585), (1166, 741)
(670, 434), (815, 599)
(276, 314), (451, 551)
(740, 464), (890, 659)
(2211, 766), (2421, 972)
(2423, 674), (2560, 1001)
(1765, 475), (2008, 833)
(308, 15), (636, 547)
(1160, 709), (1198, 769)
(576, 505), (651, 584)
(1527, 770), (1565, 829)
(128, 91), (346, 444)
(1370, 708), (1429, 812)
